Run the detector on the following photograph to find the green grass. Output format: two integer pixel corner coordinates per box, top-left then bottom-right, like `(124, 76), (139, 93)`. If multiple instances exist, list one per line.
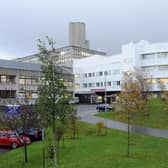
(0, 121), (168, 168)
(96, 99), (168, 129)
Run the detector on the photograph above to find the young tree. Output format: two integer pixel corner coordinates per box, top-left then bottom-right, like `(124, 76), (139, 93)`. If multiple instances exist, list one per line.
(119, 69), (152, 156)
(37, 37), (72, 168)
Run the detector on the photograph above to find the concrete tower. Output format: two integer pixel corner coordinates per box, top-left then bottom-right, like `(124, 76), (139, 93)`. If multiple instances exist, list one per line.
(69, 22), (89, 49)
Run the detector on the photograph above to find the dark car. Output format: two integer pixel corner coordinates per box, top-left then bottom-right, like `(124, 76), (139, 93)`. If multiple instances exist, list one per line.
(0, 130), (31, 149)
(96, 103), (113, 112)
(17, 128), (43, 142)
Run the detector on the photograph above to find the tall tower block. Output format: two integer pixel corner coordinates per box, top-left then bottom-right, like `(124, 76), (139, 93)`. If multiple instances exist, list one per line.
(69, 22), (89, 49)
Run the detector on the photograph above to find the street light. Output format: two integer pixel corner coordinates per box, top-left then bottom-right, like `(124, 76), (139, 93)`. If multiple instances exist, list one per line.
(104, 75), (107, 135)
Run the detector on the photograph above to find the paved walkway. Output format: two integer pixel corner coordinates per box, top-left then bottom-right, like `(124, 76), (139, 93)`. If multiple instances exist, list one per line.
(80, 115), (168, 138)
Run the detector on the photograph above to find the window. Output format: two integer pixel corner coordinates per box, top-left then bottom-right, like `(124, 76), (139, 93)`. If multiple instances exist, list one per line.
(83, 83), (87, 88)
(75, 83), (80, 89)
(84, 73), (87, 77)
(32, 93), (38, 99)
(142, 53), (155, 59)
(104, 71), (108, 76)
(101, 82), (103, 86)
(107, 81), (111, 86)
(1, 76), (6, 83)
(104, 82), (106, 86)
(143, 66), (156, 71)
(92, 72), (95, 77)
(88, 83), (92, 87)
(99, 72), (103, 76)
(96, 82), (100, 87)
(112, 69), (120, 75)
(26, 79), (31, 85)
(158, 65), (168, 71)
(158, 52), (168, 58)
(112, 81), (120, 86)
(159, 78), (168, 84)
(117, 81), (120, 86)
(88, 73), (92, 77)
(75, 74), (80, 78)
(31, 78), (39, 85)
(19, 78), (25, 85)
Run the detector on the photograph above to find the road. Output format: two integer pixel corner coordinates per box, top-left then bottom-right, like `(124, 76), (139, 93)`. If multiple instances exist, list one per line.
(76, 104), (97, 117)
(78, 105), (168, 138)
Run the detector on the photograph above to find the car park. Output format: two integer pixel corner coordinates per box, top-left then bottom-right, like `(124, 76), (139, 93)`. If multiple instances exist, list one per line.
(96, 103), (113, 112)
(0, 130), (31, 149)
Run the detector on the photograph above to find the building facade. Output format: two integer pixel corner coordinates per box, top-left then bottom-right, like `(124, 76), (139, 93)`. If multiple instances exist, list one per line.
(15, 46), (106, 67)
(74, 40), (168, 103)
(0, 59), (73, 105)
(69, 22), (89, 49)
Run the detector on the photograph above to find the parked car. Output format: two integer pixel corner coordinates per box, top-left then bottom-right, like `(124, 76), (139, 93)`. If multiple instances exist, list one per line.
(17, 128), (43, 142)
(96, 103), (113, 112)
(0, 130), (31, 149)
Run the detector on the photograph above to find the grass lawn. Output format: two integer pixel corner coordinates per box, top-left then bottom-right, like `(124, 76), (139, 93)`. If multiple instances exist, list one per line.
(0, 121), (168, 168)
(96, 98), (168, 129)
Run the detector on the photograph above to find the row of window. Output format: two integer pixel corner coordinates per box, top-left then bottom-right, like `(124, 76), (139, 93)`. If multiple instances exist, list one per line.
(82, 70), (120, 78)
(0, 75), (16, 84)
(75, 81), (121, 89)
(143, 65), (168, 71)
(19, 78), (39, 85)
(145, 78), (168, 84)
(142, 52), (168, 59)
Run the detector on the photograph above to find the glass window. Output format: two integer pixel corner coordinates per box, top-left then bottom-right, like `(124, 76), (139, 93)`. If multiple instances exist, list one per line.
(75, 74), (80, 78)
(84, 73), (87, 77)
(88, 83), (92, 87)
(88, 73), (92, 77)
(19, 79), (25, 85)
(158, 65), (168, 70)
(107, 81), (111, 86)
(96, 82), (100, 87)
(99, 72), (103, 76)
(83, 83), (87, 88)
(104, 71), (108, 76)
(1, 76), (6, 83)
(31, 78), (39, 85)
(117, 81), (120, 86)
(142, 53), (155, 59)
(75, 83), (80, 89)
(32, 93), (38, 99)
(26, 79), (31, 85)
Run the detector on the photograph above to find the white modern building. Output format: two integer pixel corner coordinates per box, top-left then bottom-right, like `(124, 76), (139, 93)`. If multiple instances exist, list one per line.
(74, 40), (168, 103)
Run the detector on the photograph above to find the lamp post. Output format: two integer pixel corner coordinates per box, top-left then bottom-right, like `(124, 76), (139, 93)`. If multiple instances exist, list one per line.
(104, 75), (107, 135)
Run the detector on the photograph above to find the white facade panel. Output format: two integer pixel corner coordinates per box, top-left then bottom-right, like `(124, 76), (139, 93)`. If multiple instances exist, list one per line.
(74, 40), (168, 95)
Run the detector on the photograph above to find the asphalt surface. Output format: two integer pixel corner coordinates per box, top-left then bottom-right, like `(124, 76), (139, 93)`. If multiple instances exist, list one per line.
(78, 105), (168, 138)
(76, 104), (97, 117)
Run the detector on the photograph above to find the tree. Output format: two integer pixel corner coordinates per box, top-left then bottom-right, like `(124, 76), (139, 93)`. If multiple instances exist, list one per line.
(119, 69), (152, 156)
(37, 37), (72, 168)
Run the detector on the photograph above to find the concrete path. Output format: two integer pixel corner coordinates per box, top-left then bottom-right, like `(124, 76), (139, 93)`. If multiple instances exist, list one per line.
(80, 115), (168, 138)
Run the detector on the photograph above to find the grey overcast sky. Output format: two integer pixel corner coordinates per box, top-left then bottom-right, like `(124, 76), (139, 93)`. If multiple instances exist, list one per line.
(0, 0), (168, 59)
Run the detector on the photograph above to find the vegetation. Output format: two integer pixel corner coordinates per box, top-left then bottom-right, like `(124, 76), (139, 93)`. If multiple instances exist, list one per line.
(96, 98), (168, 129)
(37, 37), (76, 167)
(0, 122), (168, 168)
